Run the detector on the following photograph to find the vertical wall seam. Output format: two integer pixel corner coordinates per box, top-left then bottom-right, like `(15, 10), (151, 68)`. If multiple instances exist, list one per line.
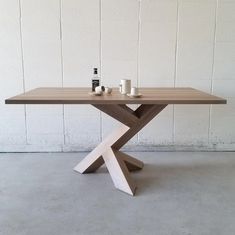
(137, 0), (141, 88)
(136, 0), (141, 142)
(208, 0), (218, 144)
(99, 0), (103, 142)
(59, 0), (66, 149)
(18, 0), (28, 144)
(173, 0), (180, 144)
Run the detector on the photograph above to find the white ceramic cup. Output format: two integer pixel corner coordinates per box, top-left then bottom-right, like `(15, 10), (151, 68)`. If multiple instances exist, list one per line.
(104, 87), (112, 94)
(120, 79), (131, 95)
(95, 86), (105, 93)
(130, 87), (138, 96)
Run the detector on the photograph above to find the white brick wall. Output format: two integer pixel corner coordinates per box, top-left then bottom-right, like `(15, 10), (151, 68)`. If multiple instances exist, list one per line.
(0, 0), (234, 152)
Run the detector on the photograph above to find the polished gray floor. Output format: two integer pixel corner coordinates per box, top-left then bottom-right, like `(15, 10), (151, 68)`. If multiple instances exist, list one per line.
(0, 152), (235, 235)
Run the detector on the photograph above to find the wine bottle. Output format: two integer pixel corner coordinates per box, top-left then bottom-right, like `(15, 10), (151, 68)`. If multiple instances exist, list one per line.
(92, 68), (100, 91)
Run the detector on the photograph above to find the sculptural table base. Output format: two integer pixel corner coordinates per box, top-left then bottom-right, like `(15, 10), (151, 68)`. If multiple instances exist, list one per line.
(74, 104), (167, 195)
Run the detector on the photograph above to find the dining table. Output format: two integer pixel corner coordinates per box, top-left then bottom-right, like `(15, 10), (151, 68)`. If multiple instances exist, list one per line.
(5, 87), (227, 196)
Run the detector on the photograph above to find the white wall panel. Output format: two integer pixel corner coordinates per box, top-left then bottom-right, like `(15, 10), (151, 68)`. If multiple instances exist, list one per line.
(0, 0), (235, 151)
(138, 0), (177, 145)
(217, 0), (235, 22)
(61, 0), (101, 149)
(101, 0), (139, 86)
(210, 79), (235, 144)
(174, 105), (211, 145)
(0, 0), (26, 150)
(61, 0), (100, 86)
(213, 42), (235, 80)
(217, 21), (235, 43)
(177, 0), (216, 81)
(174, 79), (211, 145)
(101, 0), (139, 144)
(176, 79), (211, 93)
(140, 0), (177, 86)
(101, 0), (139, 87)
(210, 0), (235, 147)
(174, 0), (216, 146)
(20, 0), (64, 149)
(210, 98), (235, 145)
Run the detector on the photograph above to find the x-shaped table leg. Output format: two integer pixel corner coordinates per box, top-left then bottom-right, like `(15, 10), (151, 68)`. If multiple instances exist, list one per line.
(74, 104), (167, 195)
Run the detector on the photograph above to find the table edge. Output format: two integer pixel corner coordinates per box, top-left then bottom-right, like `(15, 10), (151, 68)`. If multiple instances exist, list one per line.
(5, 99), (227, 105)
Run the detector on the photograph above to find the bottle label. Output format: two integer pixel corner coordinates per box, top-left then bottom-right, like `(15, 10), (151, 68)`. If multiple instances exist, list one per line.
(92, 79), (100, 91)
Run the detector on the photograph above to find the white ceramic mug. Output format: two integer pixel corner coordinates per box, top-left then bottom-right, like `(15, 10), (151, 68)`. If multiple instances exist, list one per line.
(130, 87), (138, 96)
(95, 86), (105, 93)
(104, 87), (112, 94)
(119, 79), (131, 95)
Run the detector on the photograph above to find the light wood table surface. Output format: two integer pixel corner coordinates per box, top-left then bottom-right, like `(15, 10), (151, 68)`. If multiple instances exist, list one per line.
(6, 87), (226, 195)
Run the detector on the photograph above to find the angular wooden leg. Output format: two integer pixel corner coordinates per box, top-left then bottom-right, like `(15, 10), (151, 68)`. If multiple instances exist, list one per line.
(73, 153), (104, 173)
(103, 148), (137, 195)
(74, 104), (167, 195)
(74, 124), (129, 173)
(118, 151), (144, 171)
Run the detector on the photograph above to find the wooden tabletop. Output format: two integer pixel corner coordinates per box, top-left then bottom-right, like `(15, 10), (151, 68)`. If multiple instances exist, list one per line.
(5, 87), (226, 105)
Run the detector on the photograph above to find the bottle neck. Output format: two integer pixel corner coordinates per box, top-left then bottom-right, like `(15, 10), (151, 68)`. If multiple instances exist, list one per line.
(93, 74), (99, 79)
(93, 68), (98, 74)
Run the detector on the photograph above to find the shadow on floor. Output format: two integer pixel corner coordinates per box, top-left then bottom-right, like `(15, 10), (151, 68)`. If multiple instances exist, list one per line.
(72, 152), (235, 196)
(135, 160), (234, 195)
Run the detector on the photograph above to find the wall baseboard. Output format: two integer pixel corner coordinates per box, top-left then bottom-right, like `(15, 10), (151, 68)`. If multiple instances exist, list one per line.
(1, 143), (235, 153)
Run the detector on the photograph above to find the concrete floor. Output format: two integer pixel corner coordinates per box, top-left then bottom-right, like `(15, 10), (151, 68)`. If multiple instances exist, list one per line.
(0, 152), (235, 235)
